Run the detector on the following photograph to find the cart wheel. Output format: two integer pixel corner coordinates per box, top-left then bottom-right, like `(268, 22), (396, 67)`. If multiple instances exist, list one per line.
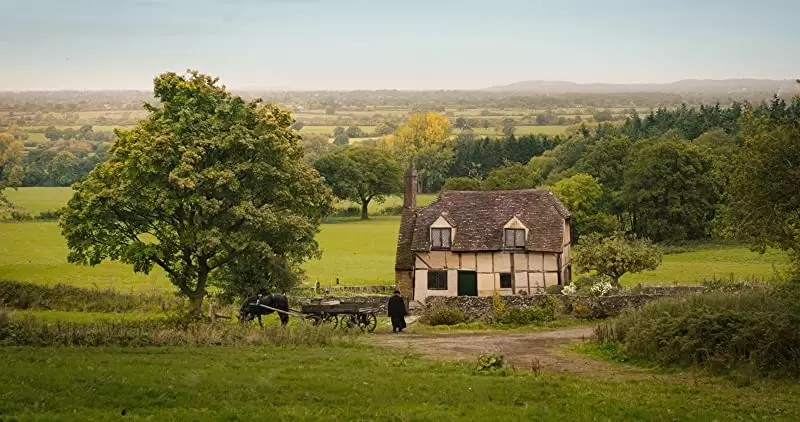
(307, 314), (323, 326)
(340, 315), (358, 331)
(359, 313), (377, 333)
(323, 314), (339, 329)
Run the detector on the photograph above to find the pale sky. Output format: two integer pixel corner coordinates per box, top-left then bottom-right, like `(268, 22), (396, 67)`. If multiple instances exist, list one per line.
(1, 0), (798, 90)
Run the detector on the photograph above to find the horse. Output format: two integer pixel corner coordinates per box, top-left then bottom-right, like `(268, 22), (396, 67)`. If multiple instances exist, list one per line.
(239, 293), (290, 327)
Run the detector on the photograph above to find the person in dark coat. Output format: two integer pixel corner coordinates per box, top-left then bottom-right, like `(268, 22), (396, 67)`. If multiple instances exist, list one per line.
(387, 290), (407, 333)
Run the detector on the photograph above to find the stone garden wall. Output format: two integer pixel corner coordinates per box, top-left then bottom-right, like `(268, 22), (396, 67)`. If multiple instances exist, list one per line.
(424, 288), (703, 321)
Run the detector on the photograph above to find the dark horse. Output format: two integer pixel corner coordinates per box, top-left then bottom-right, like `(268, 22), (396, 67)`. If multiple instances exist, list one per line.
(239, 293), (290, 327)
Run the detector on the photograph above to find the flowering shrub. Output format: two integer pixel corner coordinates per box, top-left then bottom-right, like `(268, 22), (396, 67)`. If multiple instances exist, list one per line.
(589, 279), (616, 297)
(562, 284), (578, 296)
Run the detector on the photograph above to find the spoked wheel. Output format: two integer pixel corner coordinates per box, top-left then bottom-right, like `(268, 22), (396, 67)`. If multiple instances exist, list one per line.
(358, 313), (377, 333)
(339, 314), (359, 331)
(322, 314), (339, 329)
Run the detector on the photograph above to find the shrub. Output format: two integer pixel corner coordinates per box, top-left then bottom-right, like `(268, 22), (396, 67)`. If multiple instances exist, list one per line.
(491, 290), (506, 321)
(545, 284), (563, 295)
(0, 280), (180, 313)
(573, 275), (600, 291)
(37, 209), (62, 220)
(498, 297), (558, 325)
(561, 284), (577, 296)
(9, 211), (34, 221)
(596, 284), (800, 377)
(0, 310), (347, 347)
(422, 305), (466, 326)
(589, 280), (616, 297)
(334, 206), (361, 217)
(377, 205), (403, 216)
(475, 352), (511, 375)
(571, 303), (590, 318)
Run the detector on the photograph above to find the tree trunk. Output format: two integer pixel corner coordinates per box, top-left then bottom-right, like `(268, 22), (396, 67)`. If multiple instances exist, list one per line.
(360, 200), (370, 220)
(188, 268), (209, 315)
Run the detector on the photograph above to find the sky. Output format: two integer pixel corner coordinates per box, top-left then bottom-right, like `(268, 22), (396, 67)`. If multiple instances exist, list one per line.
(1, 0), (799, 90)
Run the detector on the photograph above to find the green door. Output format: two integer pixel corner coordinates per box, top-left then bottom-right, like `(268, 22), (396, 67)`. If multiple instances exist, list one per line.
(457, 271), (478, 296)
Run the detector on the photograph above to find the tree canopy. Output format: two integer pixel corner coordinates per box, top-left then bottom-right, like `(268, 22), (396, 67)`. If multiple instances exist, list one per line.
(574, 232), (663, 285)
(59, 71), (334, 312)
(725, 99), (800, 273)
(0, 133), (24, 208)
(314, 146), (402, 219)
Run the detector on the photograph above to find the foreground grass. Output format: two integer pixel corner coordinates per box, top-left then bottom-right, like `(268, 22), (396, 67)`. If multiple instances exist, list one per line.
(1, 346), (799, 421)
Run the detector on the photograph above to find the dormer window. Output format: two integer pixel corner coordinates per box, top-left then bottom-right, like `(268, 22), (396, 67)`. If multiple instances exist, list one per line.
(431, 228), (452, 250)
(504, 228), (526, 249)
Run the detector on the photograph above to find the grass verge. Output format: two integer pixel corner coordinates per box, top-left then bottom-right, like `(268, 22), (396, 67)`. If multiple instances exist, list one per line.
(1, 345), (800, 421)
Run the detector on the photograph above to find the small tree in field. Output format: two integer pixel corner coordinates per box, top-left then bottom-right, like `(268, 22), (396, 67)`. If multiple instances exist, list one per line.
(574, 232), (662, 286)
(314, 146), (402, 219)
(60, 71), (334, 313)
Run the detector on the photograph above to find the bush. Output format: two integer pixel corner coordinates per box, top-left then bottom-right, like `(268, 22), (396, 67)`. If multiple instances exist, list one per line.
(422, 305), (466, 326)
(333, 206), (361, 217)
(475, 352), (512, 375)
(571, 303), (590, 318)
(0, 280), (180, 313)
(377, 205), (404, 216)
(0, 310), (347, 347)
(37, 209), (62, 220)
(9, 211), (34, 221)
(545, 285), (564, 295)
(491, 291), (506, 321)
(497, 296), (558, 325)
(596, 284), (800, 378)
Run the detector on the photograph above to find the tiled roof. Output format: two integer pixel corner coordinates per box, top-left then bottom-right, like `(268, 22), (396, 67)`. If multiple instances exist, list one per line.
(410, 189), (570, 253)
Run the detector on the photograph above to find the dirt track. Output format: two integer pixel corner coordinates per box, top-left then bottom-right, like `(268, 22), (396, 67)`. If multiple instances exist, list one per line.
(369, 327), (626, 375)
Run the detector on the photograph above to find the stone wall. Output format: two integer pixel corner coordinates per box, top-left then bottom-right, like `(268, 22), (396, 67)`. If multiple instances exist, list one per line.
(424, 293), (689, 321)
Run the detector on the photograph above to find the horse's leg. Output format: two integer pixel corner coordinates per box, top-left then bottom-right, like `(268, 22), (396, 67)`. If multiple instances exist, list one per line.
(279, 313), (289, 327)
(257, 315), (263, 328)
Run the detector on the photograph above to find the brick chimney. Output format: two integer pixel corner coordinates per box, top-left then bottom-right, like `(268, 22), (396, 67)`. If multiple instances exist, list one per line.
(403, 168), (417, 209)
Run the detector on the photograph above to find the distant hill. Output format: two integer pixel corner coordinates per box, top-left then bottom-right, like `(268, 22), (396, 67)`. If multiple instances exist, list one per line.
(485, 79), (799, 94)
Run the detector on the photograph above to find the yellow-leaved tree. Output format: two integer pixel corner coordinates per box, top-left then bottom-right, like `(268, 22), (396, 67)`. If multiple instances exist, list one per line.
(382, 112), (453, 192)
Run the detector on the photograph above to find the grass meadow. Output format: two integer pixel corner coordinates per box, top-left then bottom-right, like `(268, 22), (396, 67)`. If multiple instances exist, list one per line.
(1, 345), (799, 421)
(0, 187), (788, 290)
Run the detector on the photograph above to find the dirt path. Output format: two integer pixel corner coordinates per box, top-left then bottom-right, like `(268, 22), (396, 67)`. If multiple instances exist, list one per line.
(369, 327), (630, 376)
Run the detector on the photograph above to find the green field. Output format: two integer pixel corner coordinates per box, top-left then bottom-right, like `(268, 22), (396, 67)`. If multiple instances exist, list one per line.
(299, 125), (377, 136)
(1, 345), (798, 421)
(4, 187), (74, 214)
(0, 187), (788, 289)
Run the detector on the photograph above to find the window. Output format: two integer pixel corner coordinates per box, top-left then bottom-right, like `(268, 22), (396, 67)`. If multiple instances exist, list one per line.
(500, 273), (512, 289)
(427, 271), (448, 290)
(504, 228), (526, 249)
(431, 228), (452, 249)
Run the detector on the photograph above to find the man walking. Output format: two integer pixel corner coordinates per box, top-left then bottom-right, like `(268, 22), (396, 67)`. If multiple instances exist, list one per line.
(387, 290), (407, 333)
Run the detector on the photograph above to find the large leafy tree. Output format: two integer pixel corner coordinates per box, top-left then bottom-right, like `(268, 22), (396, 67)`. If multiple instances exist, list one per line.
(623, 138), (717, 242)
(725, 99), (800, 272)
(550, 173), (617, 240)
(385, 112), (452, 192)
(0, 133), (24, 208)
(314, 146), (402, 219)
(482, 162), (541, 191)
(574, 232), (663, 286)
(60, 71), (334, 312)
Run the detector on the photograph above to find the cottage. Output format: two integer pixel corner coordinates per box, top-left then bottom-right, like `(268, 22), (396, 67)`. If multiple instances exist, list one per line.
(395, 170), (572, 303)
